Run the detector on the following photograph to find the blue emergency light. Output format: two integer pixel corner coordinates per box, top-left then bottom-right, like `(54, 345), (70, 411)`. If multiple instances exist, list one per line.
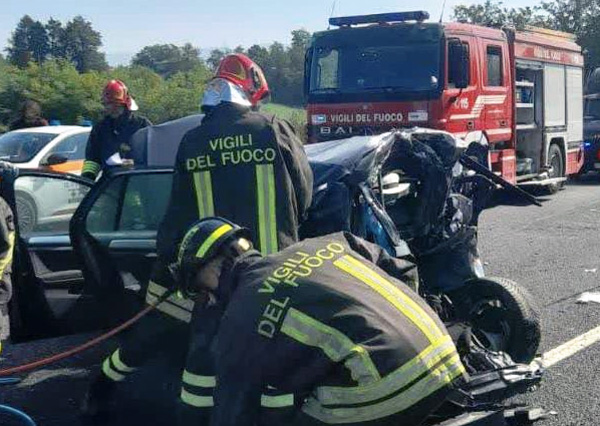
(329, 11), (429, 27)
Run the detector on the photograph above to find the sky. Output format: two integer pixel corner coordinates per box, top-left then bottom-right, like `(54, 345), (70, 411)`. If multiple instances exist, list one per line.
(0, 0), (540, 65)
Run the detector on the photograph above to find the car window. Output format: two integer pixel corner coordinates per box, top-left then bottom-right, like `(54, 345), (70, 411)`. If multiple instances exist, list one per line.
(86, 173), (172, 236)
(0, 132), (57, 163)
(47, 132), (89, 161)
(14, 175), (91, 238)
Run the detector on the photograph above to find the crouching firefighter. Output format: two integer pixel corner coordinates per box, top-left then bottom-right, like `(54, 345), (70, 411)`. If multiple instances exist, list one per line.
(81, 54), (313, 421)
(174, 217), (466, 426)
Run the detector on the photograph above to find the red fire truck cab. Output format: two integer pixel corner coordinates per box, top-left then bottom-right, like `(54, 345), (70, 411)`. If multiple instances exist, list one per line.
(304, 11), (584, 187)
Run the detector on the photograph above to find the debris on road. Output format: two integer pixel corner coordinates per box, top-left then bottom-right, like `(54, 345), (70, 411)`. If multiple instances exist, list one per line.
(576, 292), (600, 304)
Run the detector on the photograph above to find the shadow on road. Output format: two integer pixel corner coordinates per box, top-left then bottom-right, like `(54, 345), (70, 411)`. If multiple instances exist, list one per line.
(567, 173), (600, 187)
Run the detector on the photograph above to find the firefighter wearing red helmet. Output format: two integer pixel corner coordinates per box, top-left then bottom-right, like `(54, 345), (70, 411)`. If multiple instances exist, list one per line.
(81, 80), (151, 180)
(81, 55), (313, 423)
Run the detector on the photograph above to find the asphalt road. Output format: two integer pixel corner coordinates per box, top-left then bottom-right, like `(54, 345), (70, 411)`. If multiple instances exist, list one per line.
(5, 176), (600, 425)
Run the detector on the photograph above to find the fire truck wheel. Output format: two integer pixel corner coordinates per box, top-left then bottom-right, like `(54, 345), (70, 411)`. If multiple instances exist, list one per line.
(546, 143), (565, 194)
(457, 277), (541, 363)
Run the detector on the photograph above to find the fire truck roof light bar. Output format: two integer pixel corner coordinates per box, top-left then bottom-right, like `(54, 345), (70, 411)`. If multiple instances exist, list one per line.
(329, 11), (430, 27)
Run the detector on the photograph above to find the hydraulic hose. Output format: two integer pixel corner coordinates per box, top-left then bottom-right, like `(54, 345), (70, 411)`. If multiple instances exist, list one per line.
(0, 288), (176, 377)
(0, 404), (37, 426)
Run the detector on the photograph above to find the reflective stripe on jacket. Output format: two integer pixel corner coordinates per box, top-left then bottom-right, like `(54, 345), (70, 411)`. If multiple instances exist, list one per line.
(156, 102), (313, 265)
(210, 232), (464, 426)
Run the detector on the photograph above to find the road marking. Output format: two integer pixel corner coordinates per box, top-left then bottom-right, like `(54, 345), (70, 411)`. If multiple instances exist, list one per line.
(542, 324), (600, 368)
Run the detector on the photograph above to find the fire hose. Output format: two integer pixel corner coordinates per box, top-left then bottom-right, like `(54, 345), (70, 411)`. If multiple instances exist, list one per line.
(0, 289), (176, 425)
(0, 288), (176, 376)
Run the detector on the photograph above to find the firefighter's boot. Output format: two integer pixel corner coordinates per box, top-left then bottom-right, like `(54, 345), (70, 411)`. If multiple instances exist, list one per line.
(80, 373), (116, 423)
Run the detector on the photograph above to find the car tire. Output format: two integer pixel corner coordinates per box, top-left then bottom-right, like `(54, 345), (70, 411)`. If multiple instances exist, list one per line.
(455, 276), (541, 363)
(15, 192), (38, 235)
(546, 143), (565, 195)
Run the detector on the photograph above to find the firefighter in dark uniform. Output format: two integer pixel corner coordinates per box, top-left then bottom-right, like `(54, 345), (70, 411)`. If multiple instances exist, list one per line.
(173, 217), (464, 426)
(0, 196), (14, 349)
(81, 80), (151, 180)
(82, 55), (313, 421)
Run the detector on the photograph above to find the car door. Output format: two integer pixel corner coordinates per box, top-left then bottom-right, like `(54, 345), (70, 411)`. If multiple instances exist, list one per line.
(39, 131), (90, 174)
(11, 170), (94, 340)
(71, 168), (173, 299)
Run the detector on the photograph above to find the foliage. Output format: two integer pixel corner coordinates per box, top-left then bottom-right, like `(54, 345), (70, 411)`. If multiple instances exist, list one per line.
(453, 1), (546, 29)
(452, 0), (600, 70)
(6, 15), (107, 72)
(131, 43), (207, 78)
(262, 103), (307, 142)
(0, 60), (212, 127)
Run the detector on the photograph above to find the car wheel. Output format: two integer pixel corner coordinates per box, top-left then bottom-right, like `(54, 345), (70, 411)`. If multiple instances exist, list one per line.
(454, 277), (541, 363)
(15, 192), (38, 235)
(546, 144), (565, 194)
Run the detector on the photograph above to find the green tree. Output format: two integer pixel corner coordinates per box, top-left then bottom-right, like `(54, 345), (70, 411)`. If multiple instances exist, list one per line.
(46, 18), (66, 59)
(539, 0), (600, 69)
(6, 15), (49, 67)
(62, 16), (108, 72)
(207, 48), (230, 70)
(246, 44), (269, 66)
(132, 43), (204, 78)
(453, 0), (545, 29)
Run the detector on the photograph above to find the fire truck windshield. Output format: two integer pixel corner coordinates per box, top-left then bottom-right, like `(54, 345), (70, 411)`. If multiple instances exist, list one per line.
(308, 24), (443, 101)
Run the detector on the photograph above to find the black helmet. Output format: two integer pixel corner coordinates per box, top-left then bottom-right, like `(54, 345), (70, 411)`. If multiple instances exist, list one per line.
(172, 217), (252, 297)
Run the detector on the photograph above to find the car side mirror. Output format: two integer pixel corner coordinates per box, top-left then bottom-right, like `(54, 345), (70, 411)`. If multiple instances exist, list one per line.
(42, 153), (68, 166)
(449, 40), (469, 89)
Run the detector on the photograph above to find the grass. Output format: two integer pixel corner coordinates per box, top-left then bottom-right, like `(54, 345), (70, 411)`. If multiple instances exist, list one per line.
(262, 103), (307, 142)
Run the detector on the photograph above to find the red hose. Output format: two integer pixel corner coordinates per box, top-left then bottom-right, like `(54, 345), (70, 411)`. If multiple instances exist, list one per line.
(0, 290), (173, 376)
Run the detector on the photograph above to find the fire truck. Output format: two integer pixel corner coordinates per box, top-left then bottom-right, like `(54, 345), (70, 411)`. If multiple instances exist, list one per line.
(304, 11), (584, 188)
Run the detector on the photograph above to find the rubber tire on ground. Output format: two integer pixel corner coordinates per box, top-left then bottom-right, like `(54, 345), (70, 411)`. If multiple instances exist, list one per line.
(545, 143), (565, 195)
(458, 276), (541, 363)
(15, 192), (37, 235)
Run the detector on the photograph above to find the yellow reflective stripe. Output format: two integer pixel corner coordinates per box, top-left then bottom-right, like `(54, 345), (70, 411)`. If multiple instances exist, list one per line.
(317, 335), (457, 405)
(182, 371), (216, 388)
(147, 281), (194, 311)
(192, 171), (215, 219)
(0, 232), (15, 276)
(82, 161), (101, 175)
(261, 393), (294, 408)
(146, 293), (192, 323)
(256, 164), (278, 255)
(111, 349), (136, 373)
(196, 224), (233, 258)
(334, 255), (444, 343)
(281, 308), (380, 385)
(180, 388), (214, 407)
(179, 226), (200, 263)
(102, 358), (125, 382)
(303, 354), (465, 424)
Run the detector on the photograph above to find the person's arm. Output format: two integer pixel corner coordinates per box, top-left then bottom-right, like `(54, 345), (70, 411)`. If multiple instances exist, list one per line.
(82, 125), (102, 180)
(156, 132), (197, 262)
(0, 200), (14, 305)
(272, 118), (313, 221)
(342, 232), (419, 291)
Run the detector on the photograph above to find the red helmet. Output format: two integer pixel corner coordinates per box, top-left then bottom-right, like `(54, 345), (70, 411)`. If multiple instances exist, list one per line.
(102, 80), (138, 111)
(215, 54), (269, 107)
